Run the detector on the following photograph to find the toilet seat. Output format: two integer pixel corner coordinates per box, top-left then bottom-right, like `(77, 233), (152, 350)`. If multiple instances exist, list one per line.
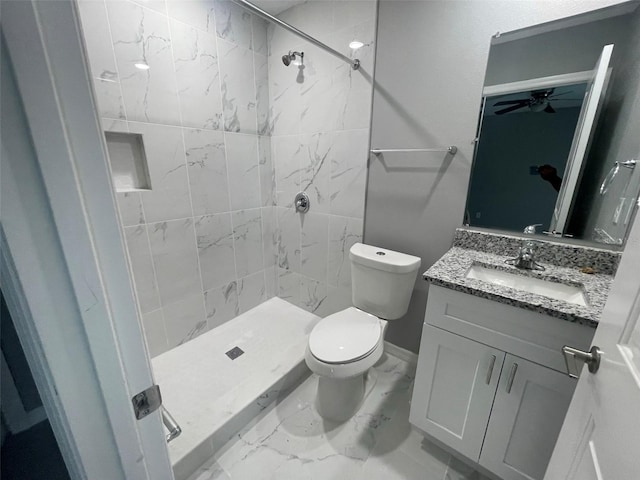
(309, 307), (381, 364)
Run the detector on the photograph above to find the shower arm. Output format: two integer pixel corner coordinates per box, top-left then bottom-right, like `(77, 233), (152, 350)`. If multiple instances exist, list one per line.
(231, 0), (360, 70)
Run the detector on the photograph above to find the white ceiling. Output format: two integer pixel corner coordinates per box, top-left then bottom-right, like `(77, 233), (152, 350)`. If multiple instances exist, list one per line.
(250, 0), (307, 15)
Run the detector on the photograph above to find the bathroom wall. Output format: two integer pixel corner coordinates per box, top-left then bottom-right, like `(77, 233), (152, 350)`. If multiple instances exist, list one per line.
(267, 1), (377, 316)
(77, 0), (276, 357)
(485, 14), (629, 86)
(366, 0), (631, 353)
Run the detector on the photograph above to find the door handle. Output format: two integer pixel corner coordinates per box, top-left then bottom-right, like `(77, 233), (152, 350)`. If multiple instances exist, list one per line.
(506, 363), (518, 394)
(562, 345), (602, 378)
(486, 355), (497, 385)
(161, 406), (182, 443)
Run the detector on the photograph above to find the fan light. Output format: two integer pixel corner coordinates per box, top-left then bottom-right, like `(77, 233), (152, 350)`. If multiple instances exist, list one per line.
(529, 99), (548, 112)
(134, 62), (150, 70)
(349, 40), (364, 50)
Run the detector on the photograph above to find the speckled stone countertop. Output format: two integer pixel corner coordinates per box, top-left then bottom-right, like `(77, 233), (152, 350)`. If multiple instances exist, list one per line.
(453, 228), (621, 275)
(424, 231), (619, 328)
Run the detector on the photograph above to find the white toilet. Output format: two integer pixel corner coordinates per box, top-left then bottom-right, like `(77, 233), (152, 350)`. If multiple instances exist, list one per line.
(305, 242), (421, 421)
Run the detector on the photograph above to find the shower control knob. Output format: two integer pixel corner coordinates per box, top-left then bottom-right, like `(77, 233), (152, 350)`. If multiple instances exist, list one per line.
(295, 192), (310, 213)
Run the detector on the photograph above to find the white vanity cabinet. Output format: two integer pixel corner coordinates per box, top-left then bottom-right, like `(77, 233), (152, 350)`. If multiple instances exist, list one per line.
(410, 285), (595, 480)
(479, 354), (575, 480)
(409, 325), (505, 461)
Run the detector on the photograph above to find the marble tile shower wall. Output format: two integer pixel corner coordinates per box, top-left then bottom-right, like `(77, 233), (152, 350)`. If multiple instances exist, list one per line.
(267, 1), (377, 316)
(78, 0), (276, 357)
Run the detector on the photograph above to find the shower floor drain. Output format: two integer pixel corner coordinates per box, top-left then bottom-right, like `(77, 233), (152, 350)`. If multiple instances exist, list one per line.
(225, 346), (244, 360)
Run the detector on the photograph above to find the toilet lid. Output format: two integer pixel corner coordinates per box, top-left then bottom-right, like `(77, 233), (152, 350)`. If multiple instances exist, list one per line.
(309, 308), (381, 364)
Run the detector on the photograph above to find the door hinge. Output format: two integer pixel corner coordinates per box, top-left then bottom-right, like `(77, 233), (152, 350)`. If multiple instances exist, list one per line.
(132, 384), (162, 420)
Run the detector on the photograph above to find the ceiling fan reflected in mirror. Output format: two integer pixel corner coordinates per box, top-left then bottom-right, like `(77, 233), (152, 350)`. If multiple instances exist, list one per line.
(493, 88), (579, 115)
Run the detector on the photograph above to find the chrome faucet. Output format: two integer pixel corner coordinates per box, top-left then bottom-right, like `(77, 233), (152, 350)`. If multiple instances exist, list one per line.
(505, 224), (545, 271)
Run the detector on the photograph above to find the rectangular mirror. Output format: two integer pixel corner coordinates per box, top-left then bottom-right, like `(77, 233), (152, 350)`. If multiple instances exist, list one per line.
(465, 2), (640, 247)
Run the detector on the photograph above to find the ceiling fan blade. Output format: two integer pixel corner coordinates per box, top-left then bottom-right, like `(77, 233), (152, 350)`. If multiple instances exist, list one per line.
(544, 104), (556, 113)
(495, 103), (527, 115)
(548, 91), (573, 98)
(493, 99), (528, 106)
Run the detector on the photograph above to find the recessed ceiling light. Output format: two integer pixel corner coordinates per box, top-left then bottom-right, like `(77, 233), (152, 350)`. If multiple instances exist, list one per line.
(349, 40), (364, 50)
(134, 62), (150, 70)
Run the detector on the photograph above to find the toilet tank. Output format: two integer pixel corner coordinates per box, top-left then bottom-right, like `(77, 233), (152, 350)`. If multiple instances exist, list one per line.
(349, 243), (421, 320)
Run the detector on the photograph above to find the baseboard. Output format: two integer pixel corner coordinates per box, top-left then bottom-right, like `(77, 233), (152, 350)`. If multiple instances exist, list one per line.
(384, 341), (418, 365)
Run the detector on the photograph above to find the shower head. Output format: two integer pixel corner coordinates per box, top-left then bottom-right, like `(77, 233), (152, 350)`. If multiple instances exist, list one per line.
(282, 51), (303, 66)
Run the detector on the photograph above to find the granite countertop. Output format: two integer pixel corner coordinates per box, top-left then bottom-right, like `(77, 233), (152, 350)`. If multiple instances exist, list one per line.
(424, 246), (614, 328)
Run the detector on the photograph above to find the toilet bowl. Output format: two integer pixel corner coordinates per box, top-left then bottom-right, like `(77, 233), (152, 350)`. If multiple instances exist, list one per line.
(305, 243), (421, 422)
(305, 307), (388, 421)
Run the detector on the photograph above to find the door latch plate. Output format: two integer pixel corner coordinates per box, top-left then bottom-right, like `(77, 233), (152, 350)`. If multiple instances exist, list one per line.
(132, 384), (162, 420)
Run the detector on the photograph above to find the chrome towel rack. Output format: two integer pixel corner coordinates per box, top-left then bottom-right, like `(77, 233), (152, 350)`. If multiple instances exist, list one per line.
(599, 159), (636, 195)
(371, 146), (458, 155)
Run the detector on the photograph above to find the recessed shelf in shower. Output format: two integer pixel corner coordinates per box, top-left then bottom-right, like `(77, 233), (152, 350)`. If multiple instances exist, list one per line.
(104, 131), (152, 192)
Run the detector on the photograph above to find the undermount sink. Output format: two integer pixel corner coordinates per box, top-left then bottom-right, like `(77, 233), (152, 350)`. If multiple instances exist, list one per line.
(466, 264), (588, 306)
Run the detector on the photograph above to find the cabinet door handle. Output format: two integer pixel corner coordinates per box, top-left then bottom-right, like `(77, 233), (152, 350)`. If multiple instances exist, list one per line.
(506, 363), (518, 394)
(486, 355), (497, 385)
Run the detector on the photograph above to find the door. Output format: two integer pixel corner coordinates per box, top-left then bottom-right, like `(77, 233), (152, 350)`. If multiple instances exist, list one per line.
(410, 325), (505, 461)
(550, 44), (613, 233)
(1, 1), (173, 478)
(480, 355), (576, 480)
(544, 216), (640, 476)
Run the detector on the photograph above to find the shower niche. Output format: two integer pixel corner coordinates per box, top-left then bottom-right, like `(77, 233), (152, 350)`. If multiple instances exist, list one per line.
(104, 131), (151, 192)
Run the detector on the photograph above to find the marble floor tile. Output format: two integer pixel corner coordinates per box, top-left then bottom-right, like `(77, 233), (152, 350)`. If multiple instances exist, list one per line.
(185, 351), (488, 480)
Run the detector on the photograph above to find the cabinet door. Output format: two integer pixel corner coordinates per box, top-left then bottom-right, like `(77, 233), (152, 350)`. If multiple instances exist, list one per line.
(410, 325), (505, 461)
(480, 355), (577, 480)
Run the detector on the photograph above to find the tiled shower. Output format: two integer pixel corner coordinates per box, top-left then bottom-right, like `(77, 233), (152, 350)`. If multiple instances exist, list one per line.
(77, 0), (376, 357)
